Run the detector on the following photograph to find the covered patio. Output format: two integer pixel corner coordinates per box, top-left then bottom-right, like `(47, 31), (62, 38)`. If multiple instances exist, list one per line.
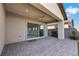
(0, 3), (72, 56)
(2, 37), (77, 56)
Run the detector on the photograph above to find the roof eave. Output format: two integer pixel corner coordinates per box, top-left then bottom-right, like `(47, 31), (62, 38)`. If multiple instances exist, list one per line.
(57, 3), (68, 20)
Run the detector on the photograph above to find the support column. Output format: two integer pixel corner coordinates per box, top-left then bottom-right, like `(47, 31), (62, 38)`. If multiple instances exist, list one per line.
(25, 20), (28, 40)
(44, 24), (48, 37)
(58, 20), (64, 39)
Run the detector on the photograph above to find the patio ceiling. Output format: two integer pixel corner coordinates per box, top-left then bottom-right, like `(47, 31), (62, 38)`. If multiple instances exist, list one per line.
(48, 20), (70, 26)
(31, 3), (67, 21)
(4, 3), (58, 24)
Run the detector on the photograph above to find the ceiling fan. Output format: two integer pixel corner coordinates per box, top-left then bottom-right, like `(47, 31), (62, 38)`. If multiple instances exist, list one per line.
(39, 15), (45, 20)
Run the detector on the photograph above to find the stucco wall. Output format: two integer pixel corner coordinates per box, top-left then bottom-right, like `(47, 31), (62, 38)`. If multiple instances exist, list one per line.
(6, 13), (26, 44)
(0, 4), (5, 55)
(6, 12), (46, 44)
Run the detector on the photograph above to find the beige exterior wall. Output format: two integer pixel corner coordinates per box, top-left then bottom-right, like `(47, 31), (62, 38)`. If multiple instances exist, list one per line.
(6, 13), (26, 44)
(0, 4), (5, 55)
(6, 12), (46, 44)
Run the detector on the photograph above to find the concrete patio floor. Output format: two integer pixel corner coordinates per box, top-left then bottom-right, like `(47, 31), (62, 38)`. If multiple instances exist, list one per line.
(1, 37), (77, 56)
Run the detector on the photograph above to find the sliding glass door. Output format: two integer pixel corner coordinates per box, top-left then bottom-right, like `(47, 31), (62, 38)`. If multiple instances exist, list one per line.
(27, 23), (44, 38)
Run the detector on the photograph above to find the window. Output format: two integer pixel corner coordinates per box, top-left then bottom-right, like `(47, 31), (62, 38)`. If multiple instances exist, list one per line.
(48, 26), (55, 29)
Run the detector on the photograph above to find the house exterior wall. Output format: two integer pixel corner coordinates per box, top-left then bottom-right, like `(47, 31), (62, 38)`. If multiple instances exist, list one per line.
(6, 12), (46, 44)
(6, 13), (26, 44)
(0, 4), (5, 55)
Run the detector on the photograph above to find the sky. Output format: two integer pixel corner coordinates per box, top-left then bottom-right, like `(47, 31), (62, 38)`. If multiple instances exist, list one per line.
(64, 3), (79, 29)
